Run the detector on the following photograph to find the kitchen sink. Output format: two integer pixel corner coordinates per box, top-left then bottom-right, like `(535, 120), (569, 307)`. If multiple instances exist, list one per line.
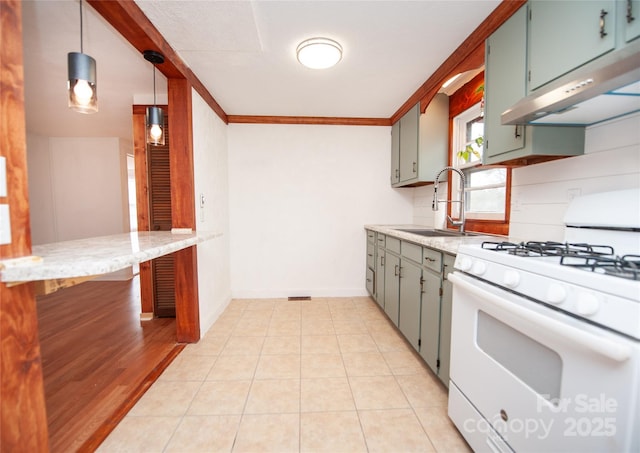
(394, 228), (479, 237)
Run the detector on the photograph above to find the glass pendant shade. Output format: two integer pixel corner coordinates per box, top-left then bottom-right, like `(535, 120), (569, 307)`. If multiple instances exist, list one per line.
(67, 51), (98, 114)
(146, 106), (165, 146)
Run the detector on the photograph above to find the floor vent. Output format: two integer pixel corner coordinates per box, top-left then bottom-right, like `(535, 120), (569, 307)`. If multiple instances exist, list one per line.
(288, 296), (312, 301)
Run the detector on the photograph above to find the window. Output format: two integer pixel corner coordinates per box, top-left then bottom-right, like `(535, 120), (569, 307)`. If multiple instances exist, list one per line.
(452, 102), (507, 222)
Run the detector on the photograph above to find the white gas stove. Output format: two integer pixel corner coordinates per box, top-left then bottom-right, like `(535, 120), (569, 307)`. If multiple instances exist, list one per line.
(448, 189), (640, 453)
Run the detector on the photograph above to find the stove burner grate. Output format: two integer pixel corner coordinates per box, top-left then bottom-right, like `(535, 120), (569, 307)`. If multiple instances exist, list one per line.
(560, 254), (640, 280)
(481, 241), (615, 258)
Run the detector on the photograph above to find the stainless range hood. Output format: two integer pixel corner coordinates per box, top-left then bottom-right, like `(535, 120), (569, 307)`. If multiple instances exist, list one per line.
(502, 40), (640, 126)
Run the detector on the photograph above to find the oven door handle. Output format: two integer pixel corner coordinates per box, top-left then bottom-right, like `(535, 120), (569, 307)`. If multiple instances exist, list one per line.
(449, 273), (632, 363)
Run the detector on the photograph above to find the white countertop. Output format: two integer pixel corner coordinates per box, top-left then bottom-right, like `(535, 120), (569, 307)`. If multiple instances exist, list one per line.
(364, 224), (506, 255)
(0, 230), (221, 283)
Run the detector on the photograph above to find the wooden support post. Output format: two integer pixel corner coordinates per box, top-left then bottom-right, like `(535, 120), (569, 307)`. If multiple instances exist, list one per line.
(168, 78), (200, 343)
(0, 0), (50, 449)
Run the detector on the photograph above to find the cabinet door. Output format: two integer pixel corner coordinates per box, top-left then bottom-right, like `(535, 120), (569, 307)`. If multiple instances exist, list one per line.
(484, 6), (526, 161)
(437, 254), (455, 388)
(384, 253), (401, 327)
(419, 269), (441, 374)
(398, 260), (422, 351)
(366, 267), (375, 297)
(391, 122), (400, 185)
(625, 0), (640, 42)
(399, 103), (419, 183)
(375, 248), (385, 309)
(528, 0), (616, 91)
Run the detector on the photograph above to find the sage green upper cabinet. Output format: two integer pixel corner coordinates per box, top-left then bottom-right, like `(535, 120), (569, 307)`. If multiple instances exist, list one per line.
(483, 5), (585, 165)
(528, 1), (616, 91)
(399, 103), (420, 183)
(391, 95), (448, 187)
(390, 122), (400, 185)
(625, 0), (640, 42)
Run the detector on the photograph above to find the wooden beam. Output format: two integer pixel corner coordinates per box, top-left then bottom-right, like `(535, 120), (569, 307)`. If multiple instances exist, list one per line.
(87, 0), (228, 124)
(132, 108), (155, 315)
(228, 115), (391, 126)
(0, 0), (49, 450)
(168, 79), (200, 343)
(391, 0), (526, 123)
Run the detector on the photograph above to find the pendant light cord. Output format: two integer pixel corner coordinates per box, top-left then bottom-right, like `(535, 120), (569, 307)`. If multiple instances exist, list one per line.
(153, 65), (157, 106)
(79, 0), (84, 53)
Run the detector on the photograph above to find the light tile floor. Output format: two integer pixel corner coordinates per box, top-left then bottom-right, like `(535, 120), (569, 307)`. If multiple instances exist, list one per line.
(98, 297), (471, 452)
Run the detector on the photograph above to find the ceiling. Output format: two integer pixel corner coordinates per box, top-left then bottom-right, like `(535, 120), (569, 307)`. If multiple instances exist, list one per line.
(22, 0), (499, 141)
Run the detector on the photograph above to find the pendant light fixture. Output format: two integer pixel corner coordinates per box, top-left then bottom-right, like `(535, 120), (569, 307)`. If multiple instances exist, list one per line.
(67, 0), (97, 113)
(143, 50), (165, 146)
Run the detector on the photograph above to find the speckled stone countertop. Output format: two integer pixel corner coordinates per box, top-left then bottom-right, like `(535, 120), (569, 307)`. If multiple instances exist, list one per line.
(0, 230), (221, 283)
(364, 224), (506, 255)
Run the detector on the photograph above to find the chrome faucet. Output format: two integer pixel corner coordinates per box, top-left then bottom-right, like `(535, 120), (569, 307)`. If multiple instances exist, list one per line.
(432, 166), (466, 232)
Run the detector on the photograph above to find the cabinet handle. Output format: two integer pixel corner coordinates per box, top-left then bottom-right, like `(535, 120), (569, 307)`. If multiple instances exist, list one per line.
(395, 168), (399, 178)
(381, 256), (385, 267)
(412, 162), (417, 173)
(599, 9), (608, 38)
(394, 265), (399, 277)
(628, 0), (636, 23)
(514, 125), (521, 139)
(420, 276), (425, 293)
(425, 257), (436, 263)
(367, 253), (373, 257)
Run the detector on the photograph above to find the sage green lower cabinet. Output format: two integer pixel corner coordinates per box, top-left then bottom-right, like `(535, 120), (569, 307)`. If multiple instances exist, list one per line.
(365, 267), (375, 297)
(364, 232), (453, 387)
(437, 254), (455, 388)
(419, 267), (441, 376)
(375, 248), (385, 309)
(384, 252), (401, 326)
(398, 259), (422, 351)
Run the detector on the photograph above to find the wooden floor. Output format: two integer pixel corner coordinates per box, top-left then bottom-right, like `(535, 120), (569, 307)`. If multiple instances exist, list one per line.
(36, 276), (178, 453)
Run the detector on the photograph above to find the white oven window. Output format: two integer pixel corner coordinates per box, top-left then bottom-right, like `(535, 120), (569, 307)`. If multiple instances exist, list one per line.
(477, 310), (563, 403)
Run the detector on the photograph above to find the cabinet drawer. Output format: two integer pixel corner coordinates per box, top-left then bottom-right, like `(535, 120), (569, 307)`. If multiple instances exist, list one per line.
(367, 230), (376, 244)
(401, 241), (422, 263)
(377, 234), (386, 248)
(386, 236), (400, 253)
(422, 247), (442, 273)
(367, 242), (375, 269)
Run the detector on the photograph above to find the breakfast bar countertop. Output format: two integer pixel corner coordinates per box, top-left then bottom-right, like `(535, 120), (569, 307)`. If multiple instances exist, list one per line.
(0, 230), (221, 283)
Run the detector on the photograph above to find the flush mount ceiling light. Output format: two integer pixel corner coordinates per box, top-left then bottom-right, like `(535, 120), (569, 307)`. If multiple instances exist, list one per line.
(67, 0), (97, 114)
(296, 38), (343, 69)
(143, 50), (165, 146)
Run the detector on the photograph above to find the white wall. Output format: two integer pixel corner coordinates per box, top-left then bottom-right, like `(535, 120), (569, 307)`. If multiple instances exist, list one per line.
(509, 113), (640, 240)
(27, 135), (130, 244)
(192, 89), (232, 334)
(228, 124), (414, 298)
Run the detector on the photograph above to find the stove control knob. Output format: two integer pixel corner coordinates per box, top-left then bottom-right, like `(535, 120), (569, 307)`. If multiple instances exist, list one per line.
(576, 292), (600, 316)
(503, 270), (520, 288)
(545, 284), (566, 305)
(457, 256), (472, 272)
(472, 261), (487, 276)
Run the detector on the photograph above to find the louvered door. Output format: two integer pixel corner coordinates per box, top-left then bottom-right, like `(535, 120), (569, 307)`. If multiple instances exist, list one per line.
(147, 113), (175, 317)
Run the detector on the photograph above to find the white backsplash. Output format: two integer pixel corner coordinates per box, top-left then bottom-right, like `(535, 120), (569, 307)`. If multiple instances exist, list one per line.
(412, 112), (640, 241)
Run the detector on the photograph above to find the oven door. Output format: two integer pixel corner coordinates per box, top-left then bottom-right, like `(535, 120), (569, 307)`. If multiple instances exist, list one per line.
(447, 271), (640, 453)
